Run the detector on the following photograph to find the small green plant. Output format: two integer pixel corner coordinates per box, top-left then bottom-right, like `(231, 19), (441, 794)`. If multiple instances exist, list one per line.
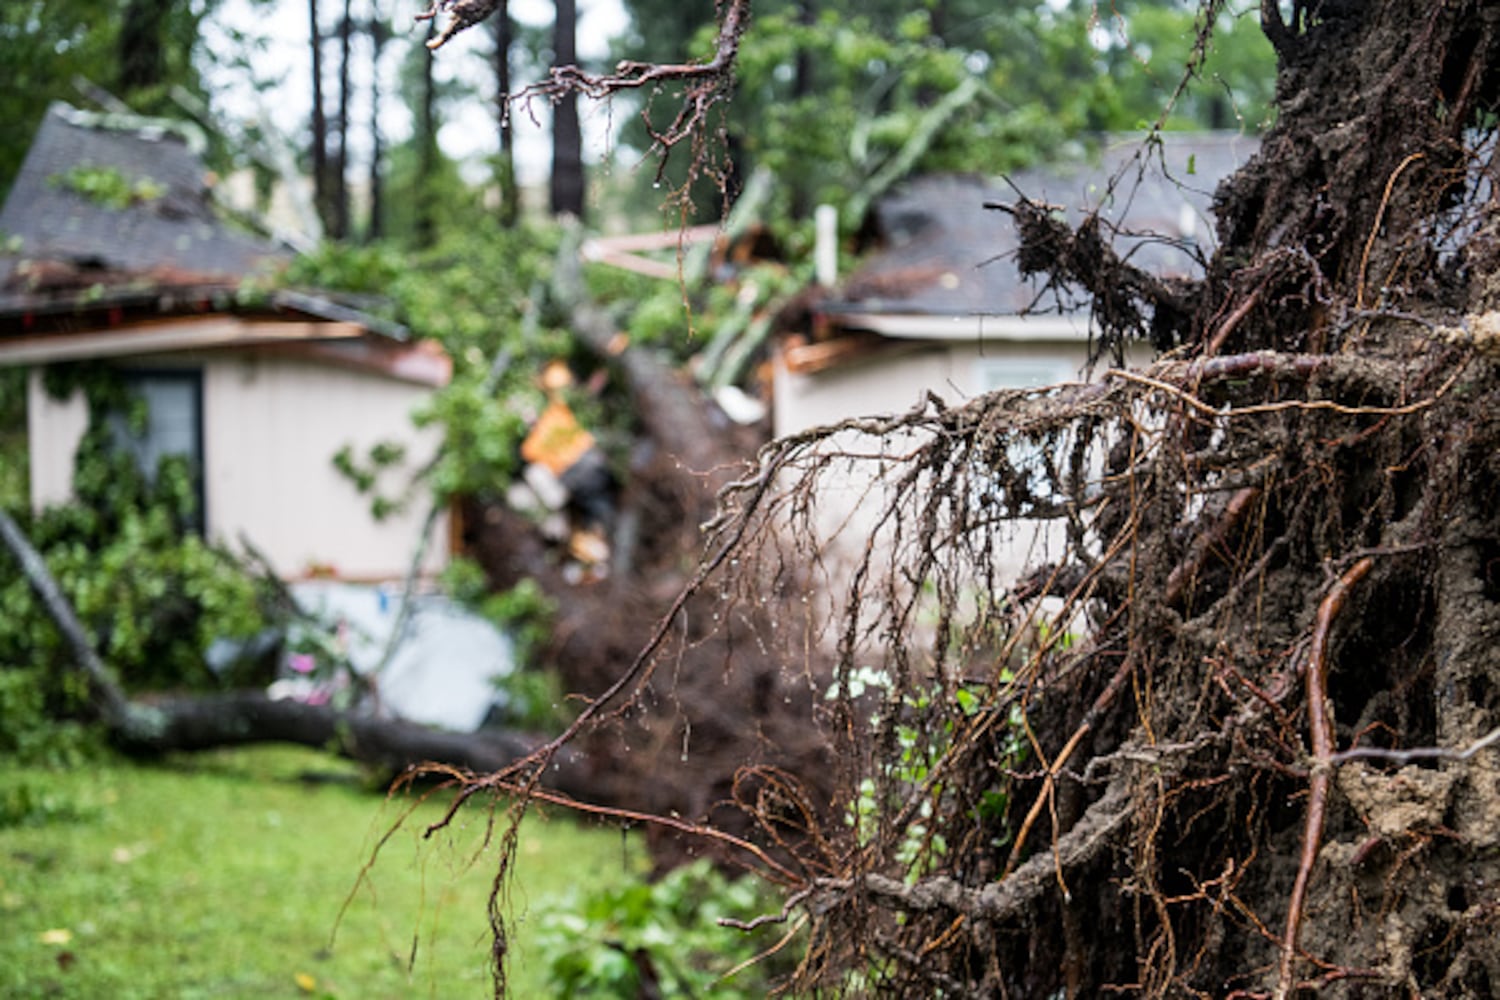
(49, 165), (165, 209)
(832, 666), (1025, 880)
(442, 561), (556, 662)
(0, 666), (100, 829)
(0, 666), (100, 768)
(534, 858), (795, 998)
(440, 562), (568, 729)
(331, 440), (411, 520)
(478, 577), (555, 658)
(0, 775), (95, 829)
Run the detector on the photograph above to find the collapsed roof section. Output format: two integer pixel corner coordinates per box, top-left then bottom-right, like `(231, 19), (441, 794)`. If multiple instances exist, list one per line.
(0, 102), (286, 292)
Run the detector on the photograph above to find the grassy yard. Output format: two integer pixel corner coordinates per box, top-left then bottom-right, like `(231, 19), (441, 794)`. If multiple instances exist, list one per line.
(0, 746), (647, 999)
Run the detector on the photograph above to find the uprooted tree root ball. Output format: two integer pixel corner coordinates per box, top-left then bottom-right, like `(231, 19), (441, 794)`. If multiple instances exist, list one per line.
(402, 3), (1500, 997)
(713, 337), (1500, 996)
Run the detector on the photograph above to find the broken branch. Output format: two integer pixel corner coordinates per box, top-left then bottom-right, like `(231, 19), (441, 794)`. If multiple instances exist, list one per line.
(506, 0), (750, 151)
(0, 507), (134, 730)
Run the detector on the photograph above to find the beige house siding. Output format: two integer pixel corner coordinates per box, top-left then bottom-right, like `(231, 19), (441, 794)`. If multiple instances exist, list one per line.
(203, 353), (445, 580)
(27, 369), (89, 511)
(27, 353), (446, 581)
(773, 340), (1095, 439)
(772, 338), (1105, 589)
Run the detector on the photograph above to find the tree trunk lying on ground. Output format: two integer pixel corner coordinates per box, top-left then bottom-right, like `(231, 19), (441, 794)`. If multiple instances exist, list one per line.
(121, 690), (593, 790)
(0, 505), (593, 792)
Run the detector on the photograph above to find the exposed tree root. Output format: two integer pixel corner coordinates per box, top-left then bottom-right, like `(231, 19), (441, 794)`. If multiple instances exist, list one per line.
(406, 4), (1500, 996)
(1275, 556), (1373, 999)
(815, 779), (1131, 924)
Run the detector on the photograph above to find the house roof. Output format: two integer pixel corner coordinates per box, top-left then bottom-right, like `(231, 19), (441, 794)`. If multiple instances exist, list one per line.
(0, 103), (288, 290)
(819, 132), (1260, 340)
(0, 104), (447, 387)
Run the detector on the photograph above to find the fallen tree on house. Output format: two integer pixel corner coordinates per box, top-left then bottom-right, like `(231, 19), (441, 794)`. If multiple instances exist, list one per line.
(454, 227), (836, 851)
(0, 242), (833, 860)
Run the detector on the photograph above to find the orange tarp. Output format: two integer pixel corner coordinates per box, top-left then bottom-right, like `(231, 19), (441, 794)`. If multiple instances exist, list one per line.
(521, 400), (595, 476)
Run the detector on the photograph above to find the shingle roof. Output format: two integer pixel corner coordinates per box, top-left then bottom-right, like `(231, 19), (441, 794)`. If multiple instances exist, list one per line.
(0, 103), (288, 291)
(827, 132), (1260, 319)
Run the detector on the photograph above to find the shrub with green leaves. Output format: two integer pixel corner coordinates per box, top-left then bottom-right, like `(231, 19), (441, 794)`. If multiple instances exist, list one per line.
(533, 858), (796, 998)
(0, 665), (99, 768)
(441, 560), (567, 729)
(0, 624), (103, 828)
(0, 366), (278, 697)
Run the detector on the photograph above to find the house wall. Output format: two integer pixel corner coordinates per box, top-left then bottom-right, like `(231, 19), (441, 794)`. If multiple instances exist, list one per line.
(771, 338), (1106, 591)
(27, 353), (447, 582)
(27, 370), (89, 510)
(202, 353), (446, 581)
(773, 340), (1095, 439)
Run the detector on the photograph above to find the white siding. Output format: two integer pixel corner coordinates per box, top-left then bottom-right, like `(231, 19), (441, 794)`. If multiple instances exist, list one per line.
(773, 345), (958, 438)
(202, 353), (447, 581)
(26, 354), (447, 582)
(771, 340), (1099, 589)
(772, 340), (1094, 439)
(27, 370), (88, 512)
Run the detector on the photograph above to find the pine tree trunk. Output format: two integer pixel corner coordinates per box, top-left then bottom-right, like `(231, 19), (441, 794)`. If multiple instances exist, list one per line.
(366, 4), (386, 241)
(548, 0), (585, 218)
(309, 0), (331, 233)
(416, 21), (439, 247)
(118, 0), (168, 97)
(493, 4), (519, 226)
(788, 0), (816, 219)
(333, 0), (354, 240)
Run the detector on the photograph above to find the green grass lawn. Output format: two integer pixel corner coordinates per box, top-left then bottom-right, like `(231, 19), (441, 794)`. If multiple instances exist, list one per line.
(0, 746), (647, 999)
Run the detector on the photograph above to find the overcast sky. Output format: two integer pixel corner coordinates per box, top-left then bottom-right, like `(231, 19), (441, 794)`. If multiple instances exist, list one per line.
(205, 0), (632, 186)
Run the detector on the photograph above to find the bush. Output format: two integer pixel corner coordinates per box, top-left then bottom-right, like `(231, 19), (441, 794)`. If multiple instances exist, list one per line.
(0, 666), (99, 767)
(0, 666), (100, 827)
(0, 366), (279, 695)
(533, 858), (797, 998)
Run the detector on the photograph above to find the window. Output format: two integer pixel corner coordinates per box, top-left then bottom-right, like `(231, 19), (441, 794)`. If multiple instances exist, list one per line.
(109, 369), (205, 530)
(973, 356), (1078, 394)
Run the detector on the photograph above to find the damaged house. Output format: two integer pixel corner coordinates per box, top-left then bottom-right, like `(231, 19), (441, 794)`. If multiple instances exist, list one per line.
(0, 103), (517, 732)
(774, 132), (1260, 580)
(0, 102), (450, 582)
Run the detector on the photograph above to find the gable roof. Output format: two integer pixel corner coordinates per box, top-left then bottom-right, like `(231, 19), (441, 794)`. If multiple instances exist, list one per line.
(0, 103), (288, 294)
(0, 105), (447, 387)
(819, 132), (1259, 339)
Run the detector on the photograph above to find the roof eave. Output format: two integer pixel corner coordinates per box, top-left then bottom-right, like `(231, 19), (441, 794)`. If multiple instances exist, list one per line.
(821, 309), (1092, 342)
(0, 314), (372, 367)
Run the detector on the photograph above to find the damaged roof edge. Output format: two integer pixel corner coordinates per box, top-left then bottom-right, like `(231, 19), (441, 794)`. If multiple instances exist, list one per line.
(271, 289), (409, 342)
(0, 283), (408, 344)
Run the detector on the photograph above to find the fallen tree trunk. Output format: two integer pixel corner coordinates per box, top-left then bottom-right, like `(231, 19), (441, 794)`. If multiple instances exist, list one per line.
(0, 505), (590, 791)
(450, 229), (837, 868)
(0, 507), (133, 729)
(119, 690), (592, 790)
